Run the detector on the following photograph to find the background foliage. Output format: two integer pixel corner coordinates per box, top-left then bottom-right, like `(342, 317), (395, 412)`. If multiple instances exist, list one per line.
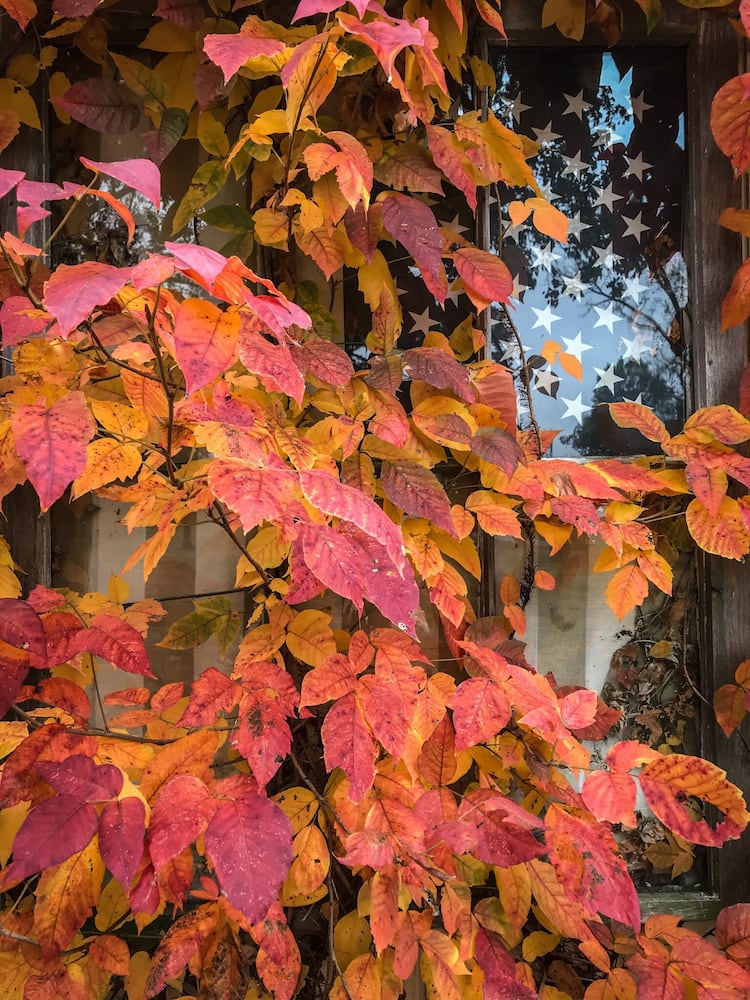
(1, 0), (750, 997)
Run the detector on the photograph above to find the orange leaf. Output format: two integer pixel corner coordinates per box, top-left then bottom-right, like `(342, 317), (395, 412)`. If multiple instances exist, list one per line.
(639, 754), (750, 847)
(711, 72), (750, 177)
(722, 258), (750, 331)
(686, 496), (750, 559)
(609, 402), (669, 445)
(453, 247), (513, 311)
(582, 770), (638, 827)
(605, 564), (649, 619)
(713, 684), (747, 737)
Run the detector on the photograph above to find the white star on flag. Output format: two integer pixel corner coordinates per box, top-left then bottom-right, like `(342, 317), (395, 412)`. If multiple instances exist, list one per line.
(562, 331), (593, 361)
(593, 185), (621, 211)
(623, 274), (648, 303)
(630, 91), (653, 121)
(561, 393), (591, 424)
(562, 152), (589, 176)
(594, 364), (624, 394)
(621, 213), (649, 241)
(594, 304), (622, 334)
(445, 213), (471, 237)
(535, 367), (560, 394)
(567, 212), (591, 241)
(562, 272), (588, 300)
(533, 121), (562, 145)
(531, 304), (561, 334)
(625, 152), (653, 181)
(592, 244), (623, 269)
(562, 90), (591, 119)
(408, 306), (439, 337)
(531, 243), (562, 271)
(621, 333), (652, 363)
(508, 95), (531, 122)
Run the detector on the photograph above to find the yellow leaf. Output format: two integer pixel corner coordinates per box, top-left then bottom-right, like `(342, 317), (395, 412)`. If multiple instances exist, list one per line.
(0, 801), (29, 865)
(333, 911), (373, 970)
(280, 825), (330, 901)
(91, 400), (150, 439)
(253, 207), (290, 249)
(605, 563), (649, 619)
(172, 159), (227, 234)
(0, 564), (21, 598)
(155, 50), (200, 111)
(542, 0), (586, 39)
(7, 54), (40, 88)
(0, 79), (40, 129)
(686, 496), (750, 559)
(33, 839), (105, 956)
(139, 20), (196, 51)
(522, 929), (562, 962)
(286, 609), (337, 666)
(272, 787), (319, 835)
(198, 110), (230, 157)
(125, 951), (152, 1000)
(95, 873), (132, 932)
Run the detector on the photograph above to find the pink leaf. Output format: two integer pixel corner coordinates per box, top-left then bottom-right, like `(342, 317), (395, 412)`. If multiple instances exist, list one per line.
(559, 688), (598, 730)
(0, 296), (56, 347)
(80, 157), (161, 210)
(208, 459), (299, 533)
(471, 426), (525, 477)
(4, 795), (98, 883)
(321, 691), (377, 802)
(233, 691), (292, 788)
(381, 461), (456, 537)
(44, 261), (133, 337)
(238, 320), (305, 402)
(380, 194), (447, 303)
(0, 597), (46, 659)
(298, 522), (367, 610)
(155, 0), (204, 29)
(73, 613), (154, 677)
(299, 469), (408, 577)
(402, 346), (473, 403)
(36, 754), (123, 801)
(0, 168), (25, 199)
(290, 337), (354, 386)
(203, 34), (285, 81)
(12, 392), (95, 511)
(581, 770), (638, 827)
(204, 794), (292, 923)
(149, 775), (216, 870)
(99, 797), (147, 887)
(173, 299), (240, 395)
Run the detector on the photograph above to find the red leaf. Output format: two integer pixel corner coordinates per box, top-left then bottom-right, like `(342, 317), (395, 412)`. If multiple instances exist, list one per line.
(99, 797), (147, 887)
(12, 392), (95, 511)
(426, 125), (477, 210)
(299, 468), (408, 577)
(381, 461), (456, 537)
(0, 296), (55, 347)
(402, 346), (473, 403)
(146, 904), (220, 997)
(639, 754), (750, 847)
(52, 79), (140, 134)
(298, 522), (367, 610)
(475, 928), (537, 1000)
(4, 795), (98, 884)
(0, 642), (30, 718)
(300, 653), (359, 706)
(252, 905), (302, 1000)
(73, 613), (154, 677)
(358, 673), (410, 757)
(716, 903), (750, 969)
(233, 689), (292, 788)
(559, 689), (598, 730)
(451, 676), (511, 750)
(80, 156), (161, 209)
(53, 0), (100, 15)
(238, 321), (306, 403)
(36, 754), (123, 801)
(203, 33), (285, 81)
(380, 193), (447, 303)
(204, 794), (292, 923)
(0, 168), (25, 198)
(453, 247), (513, 311)
(149, 775), (216, 870)
(0, 598), (46, 659)
(545, 805), (640, 928)
(321, 691), (377, 802)
(178, 667), (242, 726)
(209, 459), (299, 533)
(471, 426), (525, 477)
(711, 73), (750, 177)
(154, 0), (204, 29)
(670, 934), (750, 990)
(0, 724), (97, 808)
(173, 299), (240, 395)
(35, 677), (91, 722)
(290, 337), (354, 386)
(581, 770), (637, 827)
(338, 12), (430, 81)
(436, 789), (543, 867)
(44, 261), (133, 337)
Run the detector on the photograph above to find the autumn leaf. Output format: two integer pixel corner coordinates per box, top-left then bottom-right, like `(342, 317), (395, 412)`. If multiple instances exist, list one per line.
(380, 193), (447, 303)
(4, 795), (98, 885)
(204, 794), (292, 923)
(158, 596), (240, 657)
(12, 392), (95, 511)
(711, 72), (750, 177)
(53, 79), (140, 133)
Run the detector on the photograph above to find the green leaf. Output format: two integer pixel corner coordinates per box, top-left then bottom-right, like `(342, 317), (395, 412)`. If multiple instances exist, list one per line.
(111, 53), (169, 109)
(171, 159), (227, 234)
(157, 596), (241, 656)
(200, 204), (254, 233)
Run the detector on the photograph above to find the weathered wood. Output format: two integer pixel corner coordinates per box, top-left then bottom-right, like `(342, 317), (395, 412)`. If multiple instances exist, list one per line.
(0, 18), (51, 592)
(686, 17), (750, 906)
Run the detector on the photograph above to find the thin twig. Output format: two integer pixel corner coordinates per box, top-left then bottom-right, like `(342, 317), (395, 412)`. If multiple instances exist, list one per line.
(325, 871), (356, 1000)
(207, 502), (273, 584)
(288, 749), (350, 836)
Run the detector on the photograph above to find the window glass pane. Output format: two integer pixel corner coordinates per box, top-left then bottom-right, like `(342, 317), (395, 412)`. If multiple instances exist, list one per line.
(488, 46), (688, 457)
